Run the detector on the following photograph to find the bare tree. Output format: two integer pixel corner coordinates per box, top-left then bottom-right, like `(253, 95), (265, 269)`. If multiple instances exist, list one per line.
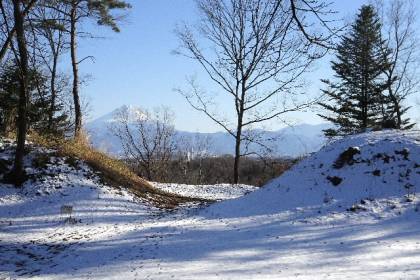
(175, 0), (338, 183)
(110, 106), (177, 181)
(375, 0), (419, 129)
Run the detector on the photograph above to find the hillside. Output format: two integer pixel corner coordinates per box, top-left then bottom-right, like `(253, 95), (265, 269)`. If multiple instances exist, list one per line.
(86, 105), (331, 157)
(1, 130), (420, 279)
(204, 129), (420, 217)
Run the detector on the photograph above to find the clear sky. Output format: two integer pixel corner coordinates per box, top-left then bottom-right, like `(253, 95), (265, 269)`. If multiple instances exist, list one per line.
(74, 0), (420, 132)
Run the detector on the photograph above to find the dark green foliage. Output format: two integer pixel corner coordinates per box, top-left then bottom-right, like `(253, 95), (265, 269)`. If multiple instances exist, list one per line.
(382, 93), (415, 130)
(0, 64), (19, 135)
(0, 62), (70, 136)
(318, 5), (395, 136)
(59, 0), (131, 32)
(86, 0), (132, 32)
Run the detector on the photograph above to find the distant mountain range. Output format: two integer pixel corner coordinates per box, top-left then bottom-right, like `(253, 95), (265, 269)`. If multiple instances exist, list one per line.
(86, 105), (332, 158)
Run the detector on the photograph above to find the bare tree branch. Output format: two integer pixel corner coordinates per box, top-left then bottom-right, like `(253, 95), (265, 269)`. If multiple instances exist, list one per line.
(175, 0), (338, 183)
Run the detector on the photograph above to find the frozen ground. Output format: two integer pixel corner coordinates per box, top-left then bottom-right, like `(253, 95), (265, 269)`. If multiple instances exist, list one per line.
(1, 130), (420, 279)
(152, 182), (257, 200)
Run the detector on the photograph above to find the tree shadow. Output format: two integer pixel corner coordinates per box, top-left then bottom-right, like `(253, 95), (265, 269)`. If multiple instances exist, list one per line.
(2, 195), (420, 278)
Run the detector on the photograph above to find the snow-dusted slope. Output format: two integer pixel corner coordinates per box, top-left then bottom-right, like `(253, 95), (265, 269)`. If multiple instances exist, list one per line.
(0, 139), (161, 278)
(0, 139), (257, 279)
(2, 130), (420, 279)
(203, 130), (420, 218)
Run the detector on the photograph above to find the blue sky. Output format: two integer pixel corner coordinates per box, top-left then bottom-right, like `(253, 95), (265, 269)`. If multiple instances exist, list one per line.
(74, 0), (419, 132)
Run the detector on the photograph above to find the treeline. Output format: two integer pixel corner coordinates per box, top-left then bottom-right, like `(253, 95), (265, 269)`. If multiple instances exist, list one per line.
(110, 106), (296, 185)
(0, 0), (130, 184)
(126, 155), (296, 187)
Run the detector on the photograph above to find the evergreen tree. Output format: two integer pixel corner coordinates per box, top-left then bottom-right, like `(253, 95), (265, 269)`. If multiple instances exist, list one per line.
(28, 67), (70, 136)
(57, 0), (131, 138)
(0, 63), (70, 137)
(0, 64), (19, 135)
(319, 5), (393, 136)
(380, 89), (415, 130)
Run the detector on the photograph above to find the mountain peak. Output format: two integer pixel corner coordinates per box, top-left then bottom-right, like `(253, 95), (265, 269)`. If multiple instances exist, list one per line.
(113, 105), (146, 122)
(91, 105), (146, 125)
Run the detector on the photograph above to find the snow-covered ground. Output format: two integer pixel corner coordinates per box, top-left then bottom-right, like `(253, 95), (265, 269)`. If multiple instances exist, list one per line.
(1, 130), (420, 279)
(152, 182), (257, 200)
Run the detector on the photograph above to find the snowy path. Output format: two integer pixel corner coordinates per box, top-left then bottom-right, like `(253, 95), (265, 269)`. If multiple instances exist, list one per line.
(1, 183), (420, 279)
(151, 182), (257, 200)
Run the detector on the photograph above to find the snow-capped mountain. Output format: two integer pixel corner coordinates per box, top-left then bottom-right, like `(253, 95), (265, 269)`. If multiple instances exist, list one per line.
(88, 105), (146, 126)
(86, 105), (332, 157)
(85, 105), (147, 154)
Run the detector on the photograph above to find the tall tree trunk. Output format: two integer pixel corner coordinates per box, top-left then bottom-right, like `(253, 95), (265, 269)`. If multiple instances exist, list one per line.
(0, 0), (37, 63)
(390, 93), (402, 128)
(8, 0), (29, 186)
(233, 81), (246, 184)
(394, 102), (402, 128)
(48, 50), (58, 131)
(70, 2), (82, 138)
(233, 113), (243, 184)
(233, 135), (241, 184)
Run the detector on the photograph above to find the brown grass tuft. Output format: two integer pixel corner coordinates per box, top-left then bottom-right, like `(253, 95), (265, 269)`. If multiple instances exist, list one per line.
(30, 132), (205, 208)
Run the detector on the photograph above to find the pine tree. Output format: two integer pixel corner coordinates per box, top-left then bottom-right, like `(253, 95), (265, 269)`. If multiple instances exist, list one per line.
(319, 5), (393, 136)
(0, 64), (20, 136)
(0, 63), (70, 137)
(27, 67), (70, 136)
(381, 90), (415, 130)
(58, 0), (131, 138)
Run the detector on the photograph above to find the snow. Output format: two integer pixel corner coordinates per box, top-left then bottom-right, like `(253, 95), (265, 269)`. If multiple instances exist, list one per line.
(152, 182), (257, 200)
(203, 130), (420, 218)
(1, 130), (420, 279)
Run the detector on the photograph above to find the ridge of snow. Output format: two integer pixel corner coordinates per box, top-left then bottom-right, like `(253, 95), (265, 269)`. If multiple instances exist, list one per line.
(203, 130), (420, 218)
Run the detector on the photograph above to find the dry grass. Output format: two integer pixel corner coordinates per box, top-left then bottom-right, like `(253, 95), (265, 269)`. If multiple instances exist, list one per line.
(30, 132), (205, 208)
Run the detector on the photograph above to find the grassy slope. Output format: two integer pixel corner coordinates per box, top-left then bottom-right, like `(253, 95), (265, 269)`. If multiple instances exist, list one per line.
(29, 134), (208, 208)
